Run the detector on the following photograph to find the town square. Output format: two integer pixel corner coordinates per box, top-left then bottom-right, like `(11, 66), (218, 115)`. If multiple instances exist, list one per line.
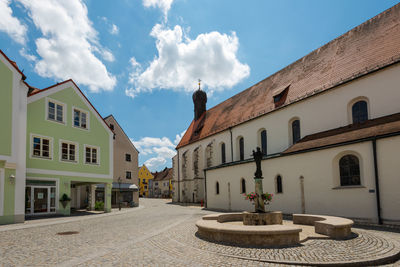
(1, 0), (400, 266)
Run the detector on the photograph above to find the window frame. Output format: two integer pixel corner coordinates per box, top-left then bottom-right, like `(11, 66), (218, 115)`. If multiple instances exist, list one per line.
(289, 118), (301, 145)
(45, 98), (66, 125)
(59, 140), (78, 164)
(221, 142), (226, 164)
(30, 134), (53, 160)
(260, 129), (267, 155)
(240, 178), (246, 194)
(125, 153), (132, 162)
(72, 106), (90, 130)
(238, 136), (244, 161)
(339, 155), (361, 186)
(352, 100), (368, 124)
(347, 96), (370, 125)
(126, 171), (132, 179)
(84, 144), (100, 165)
(216, 181), (220, 195)
(275, 175), (283, 194)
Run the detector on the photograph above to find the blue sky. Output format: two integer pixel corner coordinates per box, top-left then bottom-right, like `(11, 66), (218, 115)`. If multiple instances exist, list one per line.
(0, 0), (398, 171)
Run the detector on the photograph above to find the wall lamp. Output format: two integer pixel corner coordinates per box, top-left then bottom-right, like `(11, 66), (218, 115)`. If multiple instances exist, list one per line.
(9, 174), (15, 184)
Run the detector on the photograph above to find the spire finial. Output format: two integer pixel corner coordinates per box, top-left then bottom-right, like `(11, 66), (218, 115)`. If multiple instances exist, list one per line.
(198, 79), (201, 90)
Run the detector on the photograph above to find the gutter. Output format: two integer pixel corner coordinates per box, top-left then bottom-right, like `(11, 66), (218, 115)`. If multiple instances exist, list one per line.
(372, 138), (383, 224)
(203, 169), (207, 208)
(177, 150), (181, 202)
(229, 127), (233, 162)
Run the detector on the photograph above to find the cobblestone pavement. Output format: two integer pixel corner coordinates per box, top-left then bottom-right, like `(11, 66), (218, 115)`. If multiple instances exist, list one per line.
(0, 198), (399, 266)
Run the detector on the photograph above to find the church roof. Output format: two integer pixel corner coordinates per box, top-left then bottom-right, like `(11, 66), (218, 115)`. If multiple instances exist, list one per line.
(177, 4), (400, 149)
(283, 113), (400, 154)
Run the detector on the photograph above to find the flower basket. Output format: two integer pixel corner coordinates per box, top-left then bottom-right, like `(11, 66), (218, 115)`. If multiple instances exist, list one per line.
(59, 193), (72, 209)
(243, 192), (273, 206)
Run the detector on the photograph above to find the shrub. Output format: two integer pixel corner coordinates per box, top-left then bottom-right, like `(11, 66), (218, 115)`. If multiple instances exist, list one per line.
(95, 201), (104, 211)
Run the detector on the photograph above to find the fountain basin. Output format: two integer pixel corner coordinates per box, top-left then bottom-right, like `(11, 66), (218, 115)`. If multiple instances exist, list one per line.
(196, 213), (301, 247)
(243, 211), (282, 225)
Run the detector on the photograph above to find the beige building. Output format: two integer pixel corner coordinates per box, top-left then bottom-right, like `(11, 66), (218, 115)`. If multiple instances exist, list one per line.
(99, 115), (139, 206)
(173, 4), (400, 224)
(152, 168), (173, 198)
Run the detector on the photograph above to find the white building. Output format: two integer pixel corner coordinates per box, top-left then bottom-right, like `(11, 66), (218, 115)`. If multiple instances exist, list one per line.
(173, 4), (400, 224)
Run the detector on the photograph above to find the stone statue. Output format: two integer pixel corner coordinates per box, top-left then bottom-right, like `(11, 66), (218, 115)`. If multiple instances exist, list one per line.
(252, 147), (263, 178)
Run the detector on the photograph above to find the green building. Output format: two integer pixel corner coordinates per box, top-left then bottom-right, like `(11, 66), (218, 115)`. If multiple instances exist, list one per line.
(0, 50), (113, 224)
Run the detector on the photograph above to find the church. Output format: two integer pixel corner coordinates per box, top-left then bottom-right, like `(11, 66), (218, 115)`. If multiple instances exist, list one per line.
(172, 4), (400, 224)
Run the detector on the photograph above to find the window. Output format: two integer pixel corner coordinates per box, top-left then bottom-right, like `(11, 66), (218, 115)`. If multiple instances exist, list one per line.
(143, 179), (146, 183)
(339, 155), (361, 186)
(32, 136), (51, 158)
(73, 108), (88, 129)
(47, 100), (64, 123)
(292, 120), (300, 144)
(221, 143), (226, 164)
(276, 175), (283, 193)
(155, 182), (158, 186)
(352, 101), (368, 124)
(260, 130), (267, 155)
(240, 178), (246, 194)
(239, 137), (244, 161)
(85, 146), (98, 164)
(126, 171), (132, 179)
(126, 154), (131, 162)
(109, 124), (114, 130)
(216, 182), (220, 195)
(61, 142), (76, 162)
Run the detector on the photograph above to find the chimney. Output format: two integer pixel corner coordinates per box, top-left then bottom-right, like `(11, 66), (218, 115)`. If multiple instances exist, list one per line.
(192, 80), (207, 120)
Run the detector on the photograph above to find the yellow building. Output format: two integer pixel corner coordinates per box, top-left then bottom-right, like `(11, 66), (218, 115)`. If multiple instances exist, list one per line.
(138, 165), (154, 197)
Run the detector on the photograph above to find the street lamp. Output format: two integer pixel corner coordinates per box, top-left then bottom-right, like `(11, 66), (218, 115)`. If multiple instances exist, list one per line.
(118, 177), (122, 211)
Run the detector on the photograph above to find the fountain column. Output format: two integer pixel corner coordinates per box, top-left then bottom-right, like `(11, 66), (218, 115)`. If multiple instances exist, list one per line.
(252, 147), (265, 213)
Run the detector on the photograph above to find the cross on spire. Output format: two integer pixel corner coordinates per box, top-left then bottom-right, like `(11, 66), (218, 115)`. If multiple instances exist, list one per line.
(198, 79), (201, 90)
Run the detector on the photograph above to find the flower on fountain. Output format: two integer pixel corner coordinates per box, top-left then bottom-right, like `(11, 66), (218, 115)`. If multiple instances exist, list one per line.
(244, 192), (273, 205)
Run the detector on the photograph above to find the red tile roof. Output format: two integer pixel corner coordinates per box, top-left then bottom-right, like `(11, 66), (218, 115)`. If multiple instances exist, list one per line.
(283, 113), (400, 154)
(177, 4), (400, 149)
(152, 168), (173, 181)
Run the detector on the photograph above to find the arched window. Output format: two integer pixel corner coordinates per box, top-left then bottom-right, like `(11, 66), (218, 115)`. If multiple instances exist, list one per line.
(239, 137), (244, 161)
(260, 130), (267, 155)
(221, 143), (226, 164)
(339, 155), (361, 186)
(240, 178), (246, 194)
(352, 101), (368, 124)
(216, 182), (220, 195)
(276, 175), (283, 193)
(292, 120), (300, 144)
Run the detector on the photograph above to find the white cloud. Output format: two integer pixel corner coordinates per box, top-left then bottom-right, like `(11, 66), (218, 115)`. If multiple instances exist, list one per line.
(18, 0), (116, 92)
(142, 0), (173, 21)
(0, 0), (27, 44)
(19, 47), (37, 62)
(100, 49), (115, 62)
(131, 135), (179, 171)
(126, 24), (250, 98)
(174, 129), (186, 145)
(144, 157), (167, 171)
(110, 24), (119, 35)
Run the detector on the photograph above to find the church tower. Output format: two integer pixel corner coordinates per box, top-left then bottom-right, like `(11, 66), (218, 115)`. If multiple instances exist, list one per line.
(192, 80), (207, 120)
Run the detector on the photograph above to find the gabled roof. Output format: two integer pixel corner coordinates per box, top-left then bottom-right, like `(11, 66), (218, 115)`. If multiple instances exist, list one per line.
(177, 3), (400, 149)
(104, 114), (139, 153)
(0, 49), (26, 80)
(283, 113), (400, 154)
(152, 167), (173, 181)
(28, 79), (113, 135)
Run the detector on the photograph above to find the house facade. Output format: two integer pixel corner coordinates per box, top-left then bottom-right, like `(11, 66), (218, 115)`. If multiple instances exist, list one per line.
(102, 115), (139, 206)
(152, 167), (172, 198)
(0, 51), (28, 224)
(26, 80), (114, 216)
(139, 165), (153, 197)
(173, 4), (400, 224)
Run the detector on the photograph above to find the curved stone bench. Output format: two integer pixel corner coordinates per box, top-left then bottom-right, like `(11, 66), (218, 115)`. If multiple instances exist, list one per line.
(293, 214), (353, 239)
(196, 213), (302, 246)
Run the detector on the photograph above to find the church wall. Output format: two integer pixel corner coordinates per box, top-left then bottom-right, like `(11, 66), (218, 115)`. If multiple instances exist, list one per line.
(206, 142), (384, 222)
(376, 136), (400, 224)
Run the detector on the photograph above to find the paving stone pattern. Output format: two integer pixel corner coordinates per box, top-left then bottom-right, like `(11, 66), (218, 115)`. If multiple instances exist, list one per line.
(0, 198), (399, 266)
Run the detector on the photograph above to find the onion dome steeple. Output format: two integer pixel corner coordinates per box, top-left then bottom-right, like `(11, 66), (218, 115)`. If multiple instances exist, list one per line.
(192, 79), (207, 121)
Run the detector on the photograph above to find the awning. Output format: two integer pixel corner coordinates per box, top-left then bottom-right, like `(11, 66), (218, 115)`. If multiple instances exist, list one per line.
(96, 183), (139, 191)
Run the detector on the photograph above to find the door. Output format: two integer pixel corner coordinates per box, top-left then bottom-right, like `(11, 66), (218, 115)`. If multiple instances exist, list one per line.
(34, 187), (48, 213)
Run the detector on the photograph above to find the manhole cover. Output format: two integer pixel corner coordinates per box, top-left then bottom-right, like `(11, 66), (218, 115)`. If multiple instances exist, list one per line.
(57, 231), (79, 235)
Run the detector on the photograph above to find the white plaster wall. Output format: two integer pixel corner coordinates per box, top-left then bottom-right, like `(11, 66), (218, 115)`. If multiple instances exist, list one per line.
(207, 142), (381, 221)
(376, 136), (400, 223)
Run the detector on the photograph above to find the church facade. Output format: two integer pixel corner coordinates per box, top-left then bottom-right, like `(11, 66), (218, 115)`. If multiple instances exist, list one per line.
(172, 4), (400, 224)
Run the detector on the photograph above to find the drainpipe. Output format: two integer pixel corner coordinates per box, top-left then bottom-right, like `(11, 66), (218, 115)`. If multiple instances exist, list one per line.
(177, 150), (181, 203)
(372, 138), (382, 224)
(203, 169), (207, 208)
(229, 127), (233, 162)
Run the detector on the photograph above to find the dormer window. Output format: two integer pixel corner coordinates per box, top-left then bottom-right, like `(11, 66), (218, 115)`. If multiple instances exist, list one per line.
(272, 84), (290, 107)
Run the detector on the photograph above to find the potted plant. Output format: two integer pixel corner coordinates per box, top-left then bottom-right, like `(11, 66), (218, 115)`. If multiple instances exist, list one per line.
(59, 193), (72, 209)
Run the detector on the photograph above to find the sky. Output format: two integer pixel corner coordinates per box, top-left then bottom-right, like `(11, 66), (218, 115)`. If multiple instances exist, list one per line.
(0, 0), (398, 171)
